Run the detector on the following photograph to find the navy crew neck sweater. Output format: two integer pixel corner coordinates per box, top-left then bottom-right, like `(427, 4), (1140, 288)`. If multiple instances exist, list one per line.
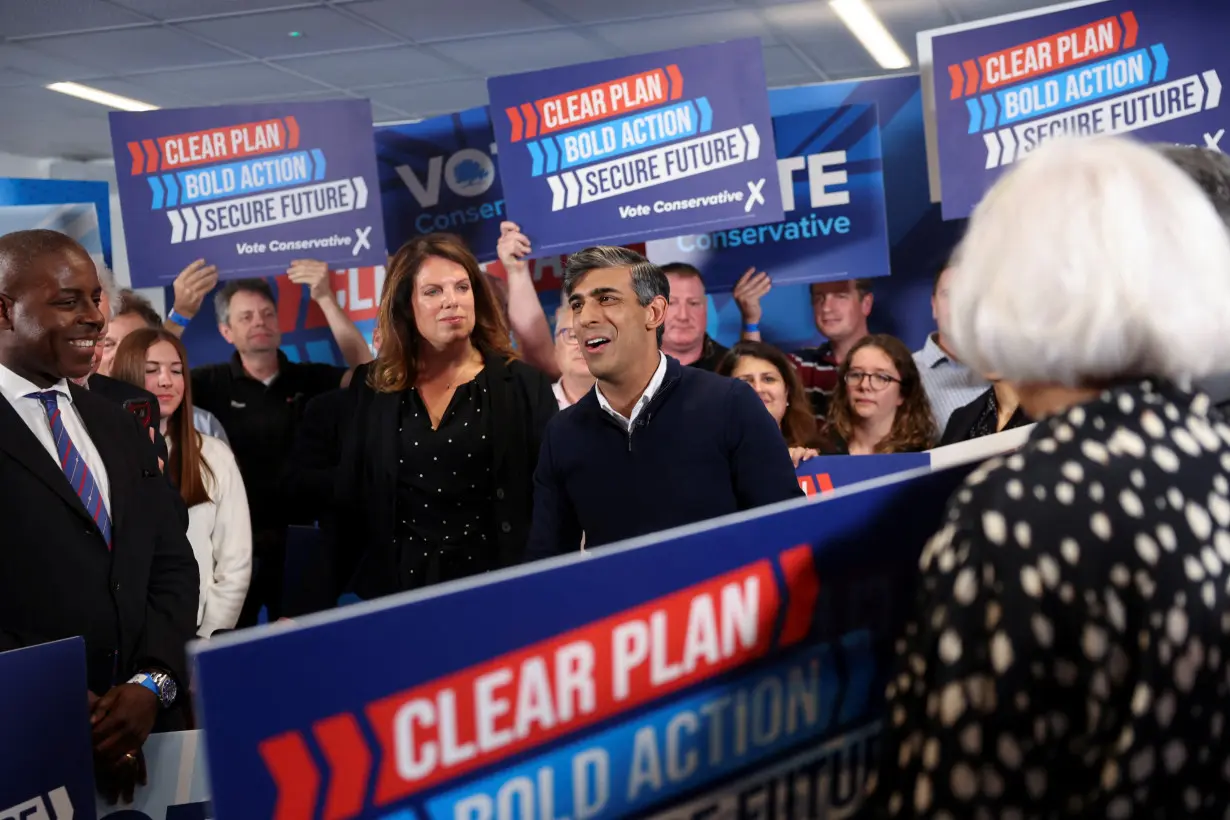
(526, 355), (803, 559)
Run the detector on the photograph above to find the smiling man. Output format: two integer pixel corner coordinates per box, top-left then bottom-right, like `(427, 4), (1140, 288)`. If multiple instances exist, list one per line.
(0, 230), (199, 802)
(525, 246), (802, 559)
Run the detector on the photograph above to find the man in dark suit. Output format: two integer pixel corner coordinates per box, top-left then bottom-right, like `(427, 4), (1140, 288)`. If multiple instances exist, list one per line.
(0, 230), (199, 802)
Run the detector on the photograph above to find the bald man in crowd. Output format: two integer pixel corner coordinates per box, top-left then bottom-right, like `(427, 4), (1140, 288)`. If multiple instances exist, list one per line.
(0, 230), (199, 802)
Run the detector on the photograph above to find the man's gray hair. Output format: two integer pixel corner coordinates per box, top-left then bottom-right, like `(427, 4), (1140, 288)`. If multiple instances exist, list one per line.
(1155, 144), (1230, 229)
(563, 246), (670, 344)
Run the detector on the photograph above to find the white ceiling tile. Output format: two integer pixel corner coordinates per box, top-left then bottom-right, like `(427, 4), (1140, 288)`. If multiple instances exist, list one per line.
(761, 45), (818, 85)
(430, 29), (612, 76)
(539, 0), (737, 25)
(175, 7), (400, 58)
(0, 0), (149, 37)
(0, 43), (110, 85)
(364, 78), (489, 115)
(21, 27), (239, 73)
(765, 2), (879, 77)
(121, 63), (329, 104)
(346, 0), (562, 41)
(589, 10), (775, 53)
(108, 0), (329, 18)
(274, 45), (470, 88)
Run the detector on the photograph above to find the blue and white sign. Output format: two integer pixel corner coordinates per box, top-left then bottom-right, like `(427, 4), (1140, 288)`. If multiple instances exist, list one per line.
(0, 638), (97, 820)
(649, 103), (891, 292)
(488, 38), (784, 256)
(375, 107), (505, 262)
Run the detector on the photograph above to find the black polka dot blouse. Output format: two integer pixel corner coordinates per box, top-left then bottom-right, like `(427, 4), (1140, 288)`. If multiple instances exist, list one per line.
(871, 379), (1230, 818)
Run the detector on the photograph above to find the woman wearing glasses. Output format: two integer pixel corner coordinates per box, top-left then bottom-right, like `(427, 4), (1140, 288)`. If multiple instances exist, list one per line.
(822, 334), (936, 454)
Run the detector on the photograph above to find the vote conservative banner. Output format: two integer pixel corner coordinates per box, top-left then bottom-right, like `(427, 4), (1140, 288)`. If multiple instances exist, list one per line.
(191, 455), (985, 820)
(487, 38), (784, 256)
(110, 100), (388, 287)
(376, 107), (504, 264)
(0, 638), (97, 820)
(648, 103), (890, 293)
(928, 0), (1229, 219)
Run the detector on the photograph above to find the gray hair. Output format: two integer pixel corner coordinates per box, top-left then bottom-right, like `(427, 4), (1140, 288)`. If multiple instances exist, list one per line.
(1154, 144), (1230, 230)
(563, 246), (670, 345)
(93, 257), (119, 317)
(215, 278), (276, 326)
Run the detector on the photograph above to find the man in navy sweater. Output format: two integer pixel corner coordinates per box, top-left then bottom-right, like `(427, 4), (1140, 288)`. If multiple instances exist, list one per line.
(525, 246), (803, 559)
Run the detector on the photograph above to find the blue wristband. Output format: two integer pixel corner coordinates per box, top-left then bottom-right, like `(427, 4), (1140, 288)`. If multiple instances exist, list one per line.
(130, 674), (160, 698)
(743, 323), (760, 333)
(167, 309), (191, 328)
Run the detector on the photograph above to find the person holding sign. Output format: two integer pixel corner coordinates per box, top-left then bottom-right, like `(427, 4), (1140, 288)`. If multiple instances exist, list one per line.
(820, 335), (936, 455)
(525, 246), (801, 559)
(716, 340), (820, 467)
(334, 233), (556, 599)
(874, 136), (1230, 817)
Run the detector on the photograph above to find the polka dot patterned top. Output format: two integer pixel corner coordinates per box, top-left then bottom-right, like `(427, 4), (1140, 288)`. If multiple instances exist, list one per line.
(871, 380), (1230, 818)
(393, 373), (496, 589)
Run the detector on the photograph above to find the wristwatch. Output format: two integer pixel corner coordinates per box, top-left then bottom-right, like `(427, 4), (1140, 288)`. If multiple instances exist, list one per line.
(129, 671), (178, 709)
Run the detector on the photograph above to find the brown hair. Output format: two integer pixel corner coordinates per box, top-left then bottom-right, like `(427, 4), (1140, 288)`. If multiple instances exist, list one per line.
(717, 341), (818, 449)
(827, 334), (936, 453)
(368, 233), (515, 393)
(113, 288), (162, 327)
(111, 327), (213, 507)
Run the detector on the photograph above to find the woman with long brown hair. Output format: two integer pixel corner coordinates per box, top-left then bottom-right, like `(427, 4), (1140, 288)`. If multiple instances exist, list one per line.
(335, 232), (557, 600)
(111, 328), (251, 636)
(716, 341), (820, 466)
(823, 334), (936, 454)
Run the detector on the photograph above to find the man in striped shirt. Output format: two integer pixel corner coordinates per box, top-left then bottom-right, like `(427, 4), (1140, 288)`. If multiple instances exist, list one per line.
(734, 275), (872, 423)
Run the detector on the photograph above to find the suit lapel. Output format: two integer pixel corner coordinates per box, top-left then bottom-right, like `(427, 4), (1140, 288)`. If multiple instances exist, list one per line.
(0, 393), (95, 526)
(483, 356), (513, 474)
(71, 385), (130, 536)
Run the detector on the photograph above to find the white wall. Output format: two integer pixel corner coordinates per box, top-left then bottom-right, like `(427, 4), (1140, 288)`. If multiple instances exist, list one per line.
(1, 152), (164, 314)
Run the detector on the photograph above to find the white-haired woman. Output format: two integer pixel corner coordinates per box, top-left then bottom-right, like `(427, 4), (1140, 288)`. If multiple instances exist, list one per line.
(873, 136), (1230, 817)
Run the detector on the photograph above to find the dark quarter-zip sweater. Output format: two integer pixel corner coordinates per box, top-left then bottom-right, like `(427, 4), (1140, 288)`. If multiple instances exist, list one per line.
(525, 355), (804, 559)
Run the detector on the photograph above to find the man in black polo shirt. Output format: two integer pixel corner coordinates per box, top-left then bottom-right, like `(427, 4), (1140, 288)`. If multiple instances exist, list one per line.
(189, 275), (369, 625)
(659, 263), (728, 371)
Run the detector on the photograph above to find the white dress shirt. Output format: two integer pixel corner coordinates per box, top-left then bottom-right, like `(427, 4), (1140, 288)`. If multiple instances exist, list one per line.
(174, 433), (252, 637)
(0, 363), (111, 513)
(595, 352), (668, 432)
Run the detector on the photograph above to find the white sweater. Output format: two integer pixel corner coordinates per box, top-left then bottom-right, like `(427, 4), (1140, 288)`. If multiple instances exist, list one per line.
(181, 434), (253, 637)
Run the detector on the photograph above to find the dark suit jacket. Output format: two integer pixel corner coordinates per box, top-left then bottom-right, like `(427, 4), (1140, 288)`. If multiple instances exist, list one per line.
(0, 385), (200, 703)
(334, 354), (556, 599)
(940, 387), (1031, 446)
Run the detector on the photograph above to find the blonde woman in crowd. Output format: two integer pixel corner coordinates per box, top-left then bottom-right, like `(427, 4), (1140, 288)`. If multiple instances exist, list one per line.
(873, 135), (1230, 816)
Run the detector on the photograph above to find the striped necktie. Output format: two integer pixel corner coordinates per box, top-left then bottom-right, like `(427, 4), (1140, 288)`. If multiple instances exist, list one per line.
(30, 390), (112, 549)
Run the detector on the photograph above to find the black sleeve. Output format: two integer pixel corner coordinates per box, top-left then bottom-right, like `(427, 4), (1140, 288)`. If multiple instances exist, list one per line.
(726, 378), (805, 509)
(128, 415), (200, 688)
(303, 363), (348, 397)
(526, 368), (559, 471)
(190, 365), (225, 417)
(525, 423), (582, 561)
(282, 390), (350, 510)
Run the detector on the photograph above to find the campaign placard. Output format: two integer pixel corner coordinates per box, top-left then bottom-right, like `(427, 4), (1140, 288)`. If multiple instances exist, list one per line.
(648, 104), (890, 292)
(928, 0), (1229, 219)
(376, 107), (505, 263)
(110, 100), (388, 287)
(0, 638), (97, 820)
(191, 453), (980, 820)
(487, 39), (784, 256)
(796, 452), (931, 496)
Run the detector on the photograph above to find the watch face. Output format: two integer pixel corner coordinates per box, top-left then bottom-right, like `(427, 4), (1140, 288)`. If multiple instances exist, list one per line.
(151, 672), (178, 707)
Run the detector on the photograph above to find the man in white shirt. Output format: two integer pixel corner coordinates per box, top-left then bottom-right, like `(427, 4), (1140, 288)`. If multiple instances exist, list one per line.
(550, 305), (594, 410)
(0, 229), (199, 802)
(913, 265), (988, 434)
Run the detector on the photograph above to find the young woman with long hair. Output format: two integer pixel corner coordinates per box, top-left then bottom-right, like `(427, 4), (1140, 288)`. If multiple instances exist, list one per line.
(717, 341), (820, 466)
(111, 328), (251, 636)
(824, 334), (937, 454)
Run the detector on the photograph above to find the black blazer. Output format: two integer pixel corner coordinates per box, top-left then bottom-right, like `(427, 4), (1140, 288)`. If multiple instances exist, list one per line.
(334, 354), (557, 600)
(0, 386), (200, 700)
(940, 387), (1031, 446)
